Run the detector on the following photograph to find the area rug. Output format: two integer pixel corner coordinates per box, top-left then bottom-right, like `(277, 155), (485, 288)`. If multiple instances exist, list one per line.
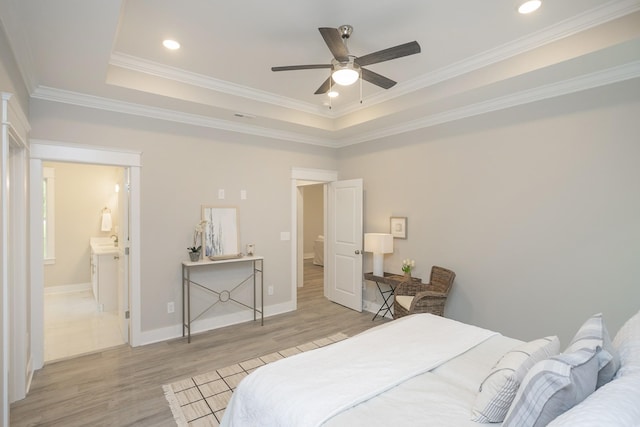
(163, 332), (349, 427)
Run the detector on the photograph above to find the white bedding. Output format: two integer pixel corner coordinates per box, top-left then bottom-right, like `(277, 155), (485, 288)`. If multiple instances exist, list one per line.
(325, 334), (521, 426)
(221, 314), (501, 427)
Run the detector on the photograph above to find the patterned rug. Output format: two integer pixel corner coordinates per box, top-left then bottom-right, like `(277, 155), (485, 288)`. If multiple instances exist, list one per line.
(163, 333), (349, 427)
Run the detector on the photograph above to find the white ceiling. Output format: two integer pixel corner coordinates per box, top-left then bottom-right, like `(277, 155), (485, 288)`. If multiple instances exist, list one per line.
(2, 0), (640, 147)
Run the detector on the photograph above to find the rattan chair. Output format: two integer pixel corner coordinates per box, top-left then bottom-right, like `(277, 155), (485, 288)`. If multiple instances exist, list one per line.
(393, 266), (456, 319)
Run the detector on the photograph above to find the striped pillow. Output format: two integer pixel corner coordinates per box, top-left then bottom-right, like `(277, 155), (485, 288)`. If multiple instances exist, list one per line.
(471, 336), (560, 422)
(565, 313), (619, 387)
(503, 347), (599, 427)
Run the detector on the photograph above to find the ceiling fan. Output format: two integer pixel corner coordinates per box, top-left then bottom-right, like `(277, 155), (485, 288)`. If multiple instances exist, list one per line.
(271, 25), (421, 95)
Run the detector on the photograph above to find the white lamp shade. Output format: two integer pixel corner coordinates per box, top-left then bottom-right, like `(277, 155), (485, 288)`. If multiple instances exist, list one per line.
(364, 233), (393, 277)
(364, 233), (393, 254)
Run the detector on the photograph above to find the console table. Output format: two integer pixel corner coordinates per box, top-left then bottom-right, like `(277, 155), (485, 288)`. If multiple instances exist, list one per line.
(364, 272), (421, 321)
(182, 255), (264, 343)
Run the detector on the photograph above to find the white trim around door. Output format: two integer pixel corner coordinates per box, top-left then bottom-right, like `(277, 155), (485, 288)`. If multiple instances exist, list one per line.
(290, 167), (338, 309)
(29, 140), (142, 371)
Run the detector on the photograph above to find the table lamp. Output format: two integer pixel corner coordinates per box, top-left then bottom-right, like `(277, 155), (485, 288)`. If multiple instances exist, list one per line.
(364, 233), (394, 277)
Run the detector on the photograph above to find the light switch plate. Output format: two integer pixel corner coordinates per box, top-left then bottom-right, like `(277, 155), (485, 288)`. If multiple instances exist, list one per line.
(240, 190), (247, 200)
(218, 189), (225, 199)
(280, 231), (290, 241)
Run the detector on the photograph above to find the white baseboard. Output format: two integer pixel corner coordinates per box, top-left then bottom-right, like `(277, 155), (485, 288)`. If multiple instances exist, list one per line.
(137, 297), (390, 347)
(44, 282), (91, 295)
(138, 301), (297, 346)
(303, 252), (314, 259)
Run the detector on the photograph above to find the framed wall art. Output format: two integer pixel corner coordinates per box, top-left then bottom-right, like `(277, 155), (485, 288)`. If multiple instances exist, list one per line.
(202, 205), (240, 257)
(390, 216), (407, 239)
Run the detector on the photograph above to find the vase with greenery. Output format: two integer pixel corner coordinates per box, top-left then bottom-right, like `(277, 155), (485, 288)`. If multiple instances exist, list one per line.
(187, 245), (201, 261)
(402, 259), (415, 278)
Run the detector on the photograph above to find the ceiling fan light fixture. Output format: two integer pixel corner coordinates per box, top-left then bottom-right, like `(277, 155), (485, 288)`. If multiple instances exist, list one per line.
(327, 90), (339, 98)
(332, 62), (360, 86)
(517, 0), (541, 14)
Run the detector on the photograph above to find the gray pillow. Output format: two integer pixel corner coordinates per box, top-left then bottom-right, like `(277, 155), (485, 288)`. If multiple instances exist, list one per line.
(565, 313), (620, 387)
(503, 347), (599, 427)
(471, 336), (560, 422)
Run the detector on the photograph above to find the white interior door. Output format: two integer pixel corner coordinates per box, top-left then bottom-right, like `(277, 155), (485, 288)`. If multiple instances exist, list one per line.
(117, 168), (130, 343)
(327, 179), (363, 311)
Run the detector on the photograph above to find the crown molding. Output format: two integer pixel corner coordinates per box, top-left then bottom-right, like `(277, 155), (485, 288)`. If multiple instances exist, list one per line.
(31, 86), (339, 148)
(109, 52), (334, 118)
(337, 0), (640, 115)
(31, 59), (640, 149)
(339, 61), (640, 146)
(109, 1), (639, 118)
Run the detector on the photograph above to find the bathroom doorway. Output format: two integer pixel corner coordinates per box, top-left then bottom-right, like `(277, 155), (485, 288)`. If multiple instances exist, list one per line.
(30, 141), (141, 370)
(42, 161), (127, 361)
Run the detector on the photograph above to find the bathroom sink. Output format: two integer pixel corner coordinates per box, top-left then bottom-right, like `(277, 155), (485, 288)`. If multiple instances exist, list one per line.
(90, 237), (119, 253)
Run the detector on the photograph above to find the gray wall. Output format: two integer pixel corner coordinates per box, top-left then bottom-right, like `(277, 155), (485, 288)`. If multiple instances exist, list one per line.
(28, 100), (338, 332)
(0, 20), (29, 114)
(341, 79), (640, 345)
(8, 23), (639, 346)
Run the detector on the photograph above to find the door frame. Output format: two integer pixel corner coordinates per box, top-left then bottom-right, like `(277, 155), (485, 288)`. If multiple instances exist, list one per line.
(29, 140), (142, 371)
(290, 168), (338, 308)
(2, 92), (30, 415)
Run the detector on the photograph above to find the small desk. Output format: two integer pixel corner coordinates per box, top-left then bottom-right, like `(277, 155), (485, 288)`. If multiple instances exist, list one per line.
(182, 256), (264, 343)
(364, 272), (421, 321)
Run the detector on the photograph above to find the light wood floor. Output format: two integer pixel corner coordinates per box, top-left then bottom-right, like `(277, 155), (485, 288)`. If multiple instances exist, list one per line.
(11, 260), (385, 426)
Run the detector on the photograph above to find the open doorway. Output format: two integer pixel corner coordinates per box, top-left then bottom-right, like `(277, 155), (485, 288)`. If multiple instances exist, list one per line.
(42, 161), (126, 361)
(29, 141), (141, 371)
(297, 183), (325, 305)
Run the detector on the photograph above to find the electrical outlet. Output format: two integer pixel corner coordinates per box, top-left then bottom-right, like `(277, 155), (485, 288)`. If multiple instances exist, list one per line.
(167, 301), (175, 313)
(268, 286), (274, 295)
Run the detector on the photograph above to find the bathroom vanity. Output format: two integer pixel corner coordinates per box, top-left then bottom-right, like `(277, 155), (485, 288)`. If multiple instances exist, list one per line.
(90, 237), (119, 312)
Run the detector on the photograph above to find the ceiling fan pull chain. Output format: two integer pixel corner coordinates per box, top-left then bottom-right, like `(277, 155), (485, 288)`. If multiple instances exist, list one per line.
(329, 71), (333, 110)
(359, 71), (363, 104)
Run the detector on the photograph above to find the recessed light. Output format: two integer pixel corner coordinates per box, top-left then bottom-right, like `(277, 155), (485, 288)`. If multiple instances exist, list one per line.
(163, 39), (180, 50)
(518, 0), (541, 14)
(327, 90), (339, 98)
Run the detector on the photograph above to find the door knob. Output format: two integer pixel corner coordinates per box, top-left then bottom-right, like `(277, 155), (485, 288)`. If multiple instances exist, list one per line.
(355, 250), (361, 254)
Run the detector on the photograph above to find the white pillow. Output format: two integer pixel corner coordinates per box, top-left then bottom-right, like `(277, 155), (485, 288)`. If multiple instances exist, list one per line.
(612, 309), (640, 377)
(503, 347), (599, 427)
(565, 313), (619, 388)
(548, 372), (640, 426)
(471, 336), (559, 423)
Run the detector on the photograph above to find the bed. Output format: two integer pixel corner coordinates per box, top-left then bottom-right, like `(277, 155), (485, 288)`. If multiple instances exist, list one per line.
(221, 311), (640, 427)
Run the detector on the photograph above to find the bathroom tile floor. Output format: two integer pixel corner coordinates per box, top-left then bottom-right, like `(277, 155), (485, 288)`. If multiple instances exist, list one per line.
(44, 290), (125, 362)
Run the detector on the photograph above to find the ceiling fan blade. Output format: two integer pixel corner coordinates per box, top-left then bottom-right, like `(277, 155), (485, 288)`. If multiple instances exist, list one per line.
(361, 68), (396, 89)
(271, 64), (332, 72)
(319, 27), (349, 62)
(355, 41), (421, 67)
(314, 77), (336, 95)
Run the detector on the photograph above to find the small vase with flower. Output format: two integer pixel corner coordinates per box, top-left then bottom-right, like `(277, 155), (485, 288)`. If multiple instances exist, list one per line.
(402, 259), (415, 278)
